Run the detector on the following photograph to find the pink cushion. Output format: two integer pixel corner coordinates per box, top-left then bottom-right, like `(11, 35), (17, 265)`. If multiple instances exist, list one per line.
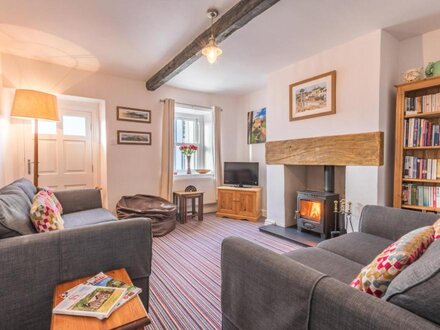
(350, 226), (434, 297)
(30, 190), (64, 233)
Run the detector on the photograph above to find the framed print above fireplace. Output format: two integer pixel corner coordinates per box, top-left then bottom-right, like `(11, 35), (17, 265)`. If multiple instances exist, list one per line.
(117, 106), (151, 123)
(289, 70), (336, 121)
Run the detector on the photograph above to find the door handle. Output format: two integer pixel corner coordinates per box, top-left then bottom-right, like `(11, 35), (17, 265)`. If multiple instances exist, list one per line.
(27, 159), (32, 175)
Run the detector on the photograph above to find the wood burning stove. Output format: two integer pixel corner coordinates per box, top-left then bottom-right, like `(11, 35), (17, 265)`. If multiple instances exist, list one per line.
(295, 166), (339, 239)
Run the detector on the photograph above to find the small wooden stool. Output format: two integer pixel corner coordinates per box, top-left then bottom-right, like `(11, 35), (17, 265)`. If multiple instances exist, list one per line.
(173, 191), (204, 224)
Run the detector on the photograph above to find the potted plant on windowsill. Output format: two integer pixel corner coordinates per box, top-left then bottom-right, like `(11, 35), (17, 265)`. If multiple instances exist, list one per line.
(179, 144), (198, 175)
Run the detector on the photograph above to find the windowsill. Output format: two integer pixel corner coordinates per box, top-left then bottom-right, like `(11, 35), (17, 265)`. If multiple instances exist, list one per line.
(173, 173), (215, 180)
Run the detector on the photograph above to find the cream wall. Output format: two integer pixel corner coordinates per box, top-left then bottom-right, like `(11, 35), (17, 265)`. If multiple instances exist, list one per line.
(0, 54), (240, 209)
(237, 30), (402, 229)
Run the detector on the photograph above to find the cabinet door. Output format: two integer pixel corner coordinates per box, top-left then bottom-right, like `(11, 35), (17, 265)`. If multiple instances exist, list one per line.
(218, 190), (236, 214)
(236, 191), (257, 217)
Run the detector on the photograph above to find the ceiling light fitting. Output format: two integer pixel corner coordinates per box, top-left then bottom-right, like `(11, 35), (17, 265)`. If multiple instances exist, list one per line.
(202, 8), (222, 64)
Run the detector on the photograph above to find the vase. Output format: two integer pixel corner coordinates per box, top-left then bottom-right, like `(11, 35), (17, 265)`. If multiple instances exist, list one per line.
(186, 155), (192, 174)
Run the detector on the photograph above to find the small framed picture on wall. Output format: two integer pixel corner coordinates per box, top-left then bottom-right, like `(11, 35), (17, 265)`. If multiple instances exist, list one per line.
(117, 106), (151, 123)
(117, 130), (152, 145)
(289, 70), (336, 121)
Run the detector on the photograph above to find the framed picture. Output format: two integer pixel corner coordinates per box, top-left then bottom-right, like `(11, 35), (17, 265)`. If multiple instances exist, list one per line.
(117, 130), (151, 145)
(289, 70), (336, 121)
(117, 106), (151, 123)
(247, 107), (267, 144)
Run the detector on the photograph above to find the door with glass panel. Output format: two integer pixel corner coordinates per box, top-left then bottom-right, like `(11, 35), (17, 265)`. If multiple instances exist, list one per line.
(24, 100), (96, 190)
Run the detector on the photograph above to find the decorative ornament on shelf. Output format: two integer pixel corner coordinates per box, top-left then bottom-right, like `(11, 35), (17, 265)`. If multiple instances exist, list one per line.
(425, 60), (440, 78)
(201, 8), (222, 64)
(403, 67), (424, 83)
(179, 144), (198, 174)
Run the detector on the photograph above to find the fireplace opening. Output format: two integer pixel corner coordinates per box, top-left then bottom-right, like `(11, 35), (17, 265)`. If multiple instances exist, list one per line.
(295, 165), (339, 239)
(299, 200), (322, 222)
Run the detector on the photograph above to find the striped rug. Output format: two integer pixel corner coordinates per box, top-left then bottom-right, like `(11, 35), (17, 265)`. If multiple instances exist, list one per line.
(147, 213), (301, 329)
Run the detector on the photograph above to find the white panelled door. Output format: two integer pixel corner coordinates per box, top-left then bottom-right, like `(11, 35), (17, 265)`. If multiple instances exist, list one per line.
(24, 99), (98, 190)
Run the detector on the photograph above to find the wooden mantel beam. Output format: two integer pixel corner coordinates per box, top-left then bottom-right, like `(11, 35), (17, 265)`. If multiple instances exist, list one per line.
(145, 0), (280, 91)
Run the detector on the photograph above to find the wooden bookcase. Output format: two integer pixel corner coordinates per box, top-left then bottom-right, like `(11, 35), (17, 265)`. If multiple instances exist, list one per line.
(394, 76), (440, 212)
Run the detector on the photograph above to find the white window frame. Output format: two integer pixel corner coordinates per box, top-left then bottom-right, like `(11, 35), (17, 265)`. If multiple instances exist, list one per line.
(174, 103), (213, 176)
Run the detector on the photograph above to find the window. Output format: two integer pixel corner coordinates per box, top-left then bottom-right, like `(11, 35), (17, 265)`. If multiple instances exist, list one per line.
(36, 120), (56, 135)
(174, 104), (214, 175)
(63, 115), (86, 136)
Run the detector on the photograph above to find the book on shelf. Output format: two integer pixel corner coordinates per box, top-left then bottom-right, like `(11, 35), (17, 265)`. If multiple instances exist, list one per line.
(403, 156), (440, 180)
(404, 118), (440, 147)
(54, 272), (142, 320)
(402, 184), (440, 208)
(405, 93), (440, 114)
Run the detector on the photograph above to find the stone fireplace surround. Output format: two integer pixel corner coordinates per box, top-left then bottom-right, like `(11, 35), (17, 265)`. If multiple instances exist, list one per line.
(264, 132), (384, 231)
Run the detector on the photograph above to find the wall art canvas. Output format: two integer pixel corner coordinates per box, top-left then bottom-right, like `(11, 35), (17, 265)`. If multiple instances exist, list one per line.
(247, 107), (267, 144)
(289, 70), (336, 121)
(117, 106), (151, 123)
(117, 130), (151, 145)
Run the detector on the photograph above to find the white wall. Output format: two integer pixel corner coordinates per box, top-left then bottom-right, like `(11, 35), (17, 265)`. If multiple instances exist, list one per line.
(0, 54), (240, 209)
(236, 88), (268, 213)
(239, 30), (397, 229)
(398, 28), (440, 75)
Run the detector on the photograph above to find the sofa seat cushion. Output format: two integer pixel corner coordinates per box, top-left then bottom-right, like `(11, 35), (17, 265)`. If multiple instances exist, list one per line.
(317, 232), (394, 265)
(62, 208), (117, 228)
(283, 247), (364, 284)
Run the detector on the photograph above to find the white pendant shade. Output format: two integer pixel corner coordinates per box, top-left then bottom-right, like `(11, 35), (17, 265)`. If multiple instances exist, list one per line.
(202, 37), (222, 64)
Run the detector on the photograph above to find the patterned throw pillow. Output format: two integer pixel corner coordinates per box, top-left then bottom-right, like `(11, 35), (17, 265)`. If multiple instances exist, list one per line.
(30, 190), (64, 232)
(39, 187), (63, 214)
(350, 226), (434, 298)
(434, 219), (440, 240)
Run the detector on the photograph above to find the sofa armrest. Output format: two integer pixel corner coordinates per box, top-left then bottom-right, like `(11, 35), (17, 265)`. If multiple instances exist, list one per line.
(359, 205), (439, 241)
(310, 276), (439, 330)
(221, 237), (326, 330)
(54, 189), (102, 214)
(0, 218), (152, 330)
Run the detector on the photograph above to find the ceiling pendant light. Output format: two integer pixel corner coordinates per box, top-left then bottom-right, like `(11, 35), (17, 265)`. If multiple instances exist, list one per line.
(202, 9), (222, 64)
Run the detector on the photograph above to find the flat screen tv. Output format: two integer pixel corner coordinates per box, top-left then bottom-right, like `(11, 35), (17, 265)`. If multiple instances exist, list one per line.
(224, 162), (259, 187)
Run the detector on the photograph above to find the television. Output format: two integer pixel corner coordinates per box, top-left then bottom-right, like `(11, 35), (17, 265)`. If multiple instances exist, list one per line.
(224, 162), (259, 187)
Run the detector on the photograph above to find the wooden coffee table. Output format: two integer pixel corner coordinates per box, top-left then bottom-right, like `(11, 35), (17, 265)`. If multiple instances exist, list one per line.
(173, 191), (204, 223)
(51, 268), (150, 330)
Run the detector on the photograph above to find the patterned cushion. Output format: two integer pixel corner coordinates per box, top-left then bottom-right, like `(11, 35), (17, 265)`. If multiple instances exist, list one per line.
(39, 187), (63, 214)
(350, 226), (434, 297)
(30, 191), (64, 232)
(434, 219), (440, 239)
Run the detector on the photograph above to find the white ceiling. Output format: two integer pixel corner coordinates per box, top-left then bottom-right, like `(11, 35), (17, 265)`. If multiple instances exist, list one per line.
(1, 0), (440, 95)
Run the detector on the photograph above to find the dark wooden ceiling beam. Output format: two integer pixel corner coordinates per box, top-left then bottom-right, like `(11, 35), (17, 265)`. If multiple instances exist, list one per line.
(145, 0), (280, 91)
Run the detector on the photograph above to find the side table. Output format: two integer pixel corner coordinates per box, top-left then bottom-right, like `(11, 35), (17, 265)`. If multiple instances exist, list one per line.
(51, 268), (150, 330)
(173, 191), (204, 223)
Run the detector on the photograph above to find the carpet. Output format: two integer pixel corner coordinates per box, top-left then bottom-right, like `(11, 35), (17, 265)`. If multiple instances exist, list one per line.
(147, 213), (301, 329)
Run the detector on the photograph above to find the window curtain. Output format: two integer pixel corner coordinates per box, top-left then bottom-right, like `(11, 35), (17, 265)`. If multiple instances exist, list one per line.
(160, 98), (175, 201)
(213, 106), (223, 192)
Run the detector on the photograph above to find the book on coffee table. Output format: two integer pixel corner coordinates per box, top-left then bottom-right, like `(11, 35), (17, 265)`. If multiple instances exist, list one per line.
(53, 284), (126, 319)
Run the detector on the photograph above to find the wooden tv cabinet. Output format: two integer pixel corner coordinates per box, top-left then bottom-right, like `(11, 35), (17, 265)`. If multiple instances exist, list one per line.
(216, 186), (262, 222)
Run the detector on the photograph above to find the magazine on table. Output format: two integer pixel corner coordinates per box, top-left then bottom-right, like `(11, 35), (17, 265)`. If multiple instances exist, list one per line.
(53, 284), (126, 319)
(61, 272), (142, 312)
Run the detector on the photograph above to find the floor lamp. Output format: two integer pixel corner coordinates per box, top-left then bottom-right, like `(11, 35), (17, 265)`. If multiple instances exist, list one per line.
(11, 90), (59, 186)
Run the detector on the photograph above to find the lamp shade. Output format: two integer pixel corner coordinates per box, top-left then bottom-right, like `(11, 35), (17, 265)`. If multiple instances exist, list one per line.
(11, 89), (59, 121)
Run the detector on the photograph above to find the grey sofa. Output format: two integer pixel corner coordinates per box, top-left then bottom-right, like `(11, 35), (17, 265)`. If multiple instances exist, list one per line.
(0, 178), (152, 330)
(222, 205), (440, 330)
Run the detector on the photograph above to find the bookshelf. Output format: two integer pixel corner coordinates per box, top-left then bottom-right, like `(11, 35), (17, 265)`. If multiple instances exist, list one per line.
(394, 76), (440, 212)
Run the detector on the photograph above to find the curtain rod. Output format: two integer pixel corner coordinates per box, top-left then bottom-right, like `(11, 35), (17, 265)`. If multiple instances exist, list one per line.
(160, 99), (222, 111)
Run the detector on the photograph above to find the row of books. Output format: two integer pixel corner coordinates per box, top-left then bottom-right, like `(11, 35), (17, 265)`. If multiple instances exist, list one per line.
(405, 93), (440, 114)
(404, 118), (440, 147)
(403, 156), (440, 180)
(402, 184), (440, 208)
(53, 272), (141, 319)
